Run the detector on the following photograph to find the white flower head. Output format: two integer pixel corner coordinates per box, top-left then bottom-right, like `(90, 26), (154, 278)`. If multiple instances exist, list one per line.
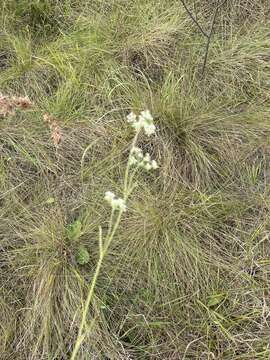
(132, 147), (143, 158)
(127, 109), (156, 136)
(104, 191), (115, 203)
(127, 112), (137, 123)
(131, 121), (142, 132)
(128, 156), (138, 166)
(105, 191), (127, 212)
(144, 123), (156, 136)
(129, 146), (145, 167)
(139, 110), (156, 136)
(140, 110), (153, 122)
(144, 163), (152, 171)
(129, 147), (158, 171)
(141, 152), (158, 171)
(113, 198), (127, 212)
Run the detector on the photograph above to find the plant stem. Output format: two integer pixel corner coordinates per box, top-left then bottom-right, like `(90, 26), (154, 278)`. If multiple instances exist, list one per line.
(70, 253), (104, 360)
(70, 129), (140, 359)
(123, 130), (139, 197)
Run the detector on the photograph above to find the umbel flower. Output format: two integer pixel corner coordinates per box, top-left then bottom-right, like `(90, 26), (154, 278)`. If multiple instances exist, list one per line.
(104, 191), (127, 212)
(129, 147), (158, 171)
(104, 110), (158, 213)
(127, 109), (156, 136)
(73, 109), (161, 359)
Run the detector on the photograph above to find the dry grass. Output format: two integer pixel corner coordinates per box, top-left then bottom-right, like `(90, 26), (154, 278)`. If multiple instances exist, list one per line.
(1, 0), (270, 359)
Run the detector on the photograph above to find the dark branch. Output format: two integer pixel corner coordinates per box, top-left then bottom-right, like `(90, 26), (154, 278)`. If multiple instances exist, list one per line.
(179, 0), (227, 78)
(201, 0), (228, 77)
(201, 6), (219, 76)
(179, 0), (208, 38)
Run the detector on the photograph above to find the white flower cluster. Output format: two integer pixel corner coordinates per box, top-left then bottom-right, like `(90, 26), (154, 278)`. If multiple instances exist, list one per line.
(127, 110), (156, 136)
(104, 191), (127, 212)
(129, 147), (158, 171)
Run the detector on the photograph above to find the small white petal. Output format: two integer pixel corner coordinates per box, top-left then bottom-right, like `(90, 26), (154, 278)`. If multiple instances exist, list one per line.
(138, 115), (147, 125)
(127, 112), (137, 123)
(113, 198), (127, 212)
(129, 156), (138, 166)
(104, 191), (115, 203)
(132, 147), (143, 159)
(144, 163), (152, 171)
(144, 153), (151, 162)
(140, 110), (153, 122)
(132, 146), (142, 154)
(144, 123), (156, 136)
(151, 160), (158, 169)
(131, 121), (142, 131)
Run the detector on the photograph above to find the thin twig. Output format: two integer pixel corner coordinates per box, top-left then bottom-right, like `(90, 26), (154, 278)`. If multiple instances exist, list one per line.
(201, 0), (227, 77)
(179, 0), (208, 37)
(201, 5), (219, 77)
(179, 0), (227, 78)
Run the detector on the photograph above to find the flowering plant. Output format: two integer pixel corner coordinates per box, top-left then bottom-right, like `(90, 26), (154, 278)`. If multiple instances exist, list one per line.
(127, 109), (156, 136)
(71, 110), (158, 359)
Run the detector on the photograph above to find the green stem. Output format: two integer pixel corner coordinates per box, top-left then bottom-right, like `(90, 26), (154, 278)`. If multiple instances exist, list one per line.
(123, 130), (139, 197)
(106, 209), (115, 241)
(71, 209), (123, 360)
(71, 129), (140, 359)
(70, 254), (104, 360)
(104, 210), (123, 252)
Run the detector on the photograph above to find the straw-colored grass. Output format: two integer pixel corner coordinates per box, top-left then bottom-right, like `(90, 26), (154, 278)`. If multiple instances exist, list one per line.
(1, 0), (270, 358)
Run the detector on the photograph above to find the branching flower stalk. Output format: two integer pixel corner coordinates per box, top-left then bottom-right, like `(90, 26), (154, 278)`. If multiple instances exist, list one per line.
(71, 110), (158, 359)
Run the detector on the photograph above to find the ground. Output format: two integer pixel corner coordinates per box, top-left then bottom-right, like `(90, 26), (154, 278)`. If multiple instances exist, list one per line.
(0, 0), (270, 359)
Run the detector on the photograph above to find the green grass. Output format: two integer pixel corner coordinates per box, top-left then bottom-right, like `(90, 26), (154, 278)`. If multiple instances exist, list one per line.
(1, 0), (270, 358)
